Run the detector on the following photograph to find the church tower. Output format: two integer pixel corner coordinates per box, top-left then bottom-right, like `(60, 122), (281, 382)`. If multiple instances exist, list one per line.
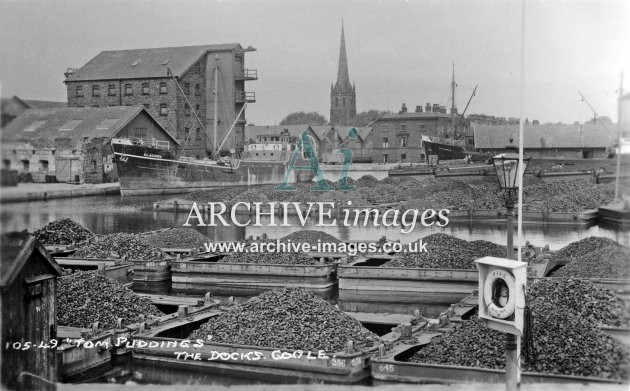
(330, 22), (356, 125)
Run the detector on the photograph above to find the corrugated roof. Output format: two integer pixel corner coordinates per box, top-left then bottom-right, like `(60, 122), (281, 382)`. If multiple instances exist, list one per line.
(65, 44), (241, 82)
(1, 106), (177, 144)
(473, 123), (618, 149)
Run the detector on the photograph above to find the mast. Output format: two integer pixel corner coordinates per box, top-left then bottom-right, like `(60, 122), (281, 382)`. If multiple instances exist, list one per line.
(213, 54), (219, 157)
(451, 62), (457, 133)
(615, 71), (624, 200)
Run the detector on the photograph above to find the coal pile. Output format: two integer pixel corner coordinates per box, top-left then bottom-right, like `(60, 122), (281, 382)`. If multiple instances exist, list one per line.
(280, 230), (341, 247)
(552, 246), (630, 279)
(355, 175), (379, 187)
(57, 271), (163, 328)
(528, 279), (630, 327)
(74, 233), (165, 261)
(218, 252), (323, 265)
(549, 236), (619, 264)
(34, 218), (92, 245)
(189, 288), (380, 352)
(382, 233), (506, 270)
(408, 310), (629, 379)
(138, 228), (208, 249)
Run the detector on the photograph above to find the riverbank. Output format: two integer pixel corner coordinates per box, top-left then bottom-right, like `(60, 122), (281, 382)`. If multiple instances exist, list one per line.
(0, 182), (120, 203)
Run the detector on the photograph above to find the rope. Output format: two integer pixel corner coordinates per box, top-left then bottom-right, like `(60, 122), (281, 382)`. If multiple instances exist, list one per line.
(18, 371), (58, 386)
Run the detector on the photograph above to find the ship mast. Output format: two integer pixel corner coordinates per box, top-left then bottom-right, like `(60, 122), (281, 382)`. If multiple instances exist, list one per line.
(213, 54), (219, 157)
(451, 62), (457, 133)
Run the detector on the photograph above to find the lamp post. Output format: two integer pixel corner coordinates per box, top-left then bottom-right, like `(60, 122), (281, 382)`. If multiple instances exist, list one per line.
(491, 145), (530, 391)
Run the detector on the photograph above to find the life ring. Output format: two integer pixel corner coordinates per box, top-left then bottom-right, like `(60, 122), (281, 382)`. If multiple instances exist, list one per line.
(483, 268), (516, 319)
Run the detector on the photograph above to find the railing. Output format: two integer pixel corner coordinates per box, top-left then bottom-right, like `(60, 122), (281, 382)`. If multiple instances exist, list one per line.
(235, 91), (256, 103)
(422, 135), (465, 147)
(237, 68), (258, 80)
(131, 137), (170, 150)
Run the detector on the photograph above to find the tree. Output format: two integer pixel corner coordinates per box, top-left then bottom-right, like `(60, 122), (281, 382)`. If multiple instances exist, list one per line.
(348, 110), (390, 126)
(279, 111), (327, 125)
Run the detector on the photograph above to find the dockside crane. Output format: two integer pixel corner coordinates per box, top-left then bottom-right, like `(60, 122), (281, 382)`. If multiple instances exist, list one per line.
(578, 90), (599, 124)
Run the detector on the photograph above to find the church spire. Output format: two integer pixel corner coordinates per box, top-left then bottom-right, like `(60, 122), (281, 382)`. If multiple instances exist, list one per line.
(335, 21), (351, 90)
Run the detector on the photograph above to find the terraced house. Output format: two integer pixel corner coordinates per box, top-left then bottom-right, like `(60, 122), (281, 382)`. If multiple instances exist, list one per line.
(64, 44), (257, 156)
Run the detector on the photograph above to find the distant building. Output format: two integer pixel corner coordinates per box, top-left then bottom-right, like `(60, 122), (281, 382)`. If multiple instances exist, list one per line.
(370, 103), (461, 163)
(1, 106), (177, 183)
(63, 44), (257, 156)
(330, 23), (356, 126)
(473, 123), (618, 159)
(1, 232), (63, 390)
(1, 96), (65, 128)
(246, 124), (372, 163)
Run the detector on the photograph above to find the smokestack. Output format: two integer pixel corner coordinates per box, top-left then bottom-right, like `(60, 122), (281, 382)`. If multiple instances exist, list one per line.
(415, 106), (422, 113)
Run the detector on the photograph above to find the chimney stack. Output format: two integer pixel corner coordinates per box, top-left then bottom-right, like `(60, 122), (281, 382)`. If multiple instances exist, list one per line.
(415, 106), (423, 113)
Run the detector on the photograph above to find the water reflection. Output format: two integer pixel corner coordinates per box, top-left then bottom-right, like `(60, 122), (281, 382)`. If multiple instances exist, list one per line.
(2, 195), (628, 249)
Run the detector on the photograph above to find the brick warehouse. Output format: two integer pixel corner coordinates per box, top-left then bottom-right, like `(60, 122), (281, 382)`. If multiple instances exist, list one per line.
(64, 44), (257, 157)
(1, 106), (177, 184)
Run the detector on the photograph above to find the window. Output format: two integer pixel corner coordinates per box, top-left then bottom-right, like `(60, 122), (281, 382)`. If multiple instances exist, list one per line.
(96, 118), (119, 130)
(2, 159), (10, 169)
(184, 106), (191, 117)
(40, 160), (49, 171)
(383, 154), (388, 163)
(195, 104), (200, 112)
(382, 125), (389, 132)
(23, 120), (46, 132)
(91, 160), (97, 171)
(400, 137), (407, 147)
(420, 124), (426, 129)
(142, 82), (149, 95)
(194, 83), (200, 95)
(183, 127), (190, 139)
(124, 84), (133, 95)
(108, 84), (117, 96)
(160, 103), (168, 116)
(400, 123), (407, 131)
(195, 128), (201, 140)
(21, 160), (30, 171)
(92, 85), (100, 97)
(342, 97), (346, 106)
(76, 86), (84, 98)
(184, 83), (190, 95)
(401, 154), (407, 161)
(382, 137), (389, 148)
(133, 127), (147, 139)
(59, 119), (83, 131)
(159, 82), (167, 94)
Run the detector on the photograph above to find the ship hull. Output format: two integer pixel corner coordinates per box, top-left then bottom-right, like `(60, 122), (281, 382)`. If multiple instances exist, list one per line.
(423, 140), (467, 161)
(113, 143), (311, 196)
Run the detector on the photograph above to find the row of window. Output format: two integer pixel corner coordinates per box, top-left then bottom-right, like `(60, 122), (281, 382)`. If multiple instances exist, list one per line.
(75, 82), (200, 98)
(382, 124), (426, 132)
(381, 154), (407, 163)
(381, 137), (408, 148)
(181, 128), (202, 140)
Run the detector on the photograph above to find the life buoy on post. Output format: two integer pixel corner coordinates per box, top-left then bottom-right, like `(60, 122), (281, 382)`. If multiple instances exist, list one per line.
(483, 269), (516, 319)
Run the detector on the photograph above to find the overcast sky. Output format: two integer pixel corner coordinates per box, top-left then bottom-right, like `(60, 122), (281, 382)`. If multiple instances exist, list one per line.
(1, 0), (628, 125)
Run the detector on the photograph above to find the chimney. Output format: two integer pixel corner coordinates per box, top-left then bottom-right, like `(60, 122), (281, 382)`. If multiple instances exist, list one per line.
(425, 103), (431, 112)
(64, 67), (77, 79)
(415, 106), (423, 113)
(401, 103), (407, 113)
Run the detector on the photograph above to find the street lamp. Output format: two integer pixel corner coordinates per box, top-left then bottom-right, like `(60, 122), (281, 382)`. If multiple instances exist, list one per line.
(491, 145), (530, 391)
(491, 146), (531, 260)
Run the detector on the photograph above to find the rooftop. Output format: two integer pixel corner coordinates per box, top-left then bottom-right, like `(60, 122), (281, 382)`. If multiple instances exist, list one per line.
(473, 123), (618, 149)
(2, 106), (177, 144)
(65, 44), (242, 82)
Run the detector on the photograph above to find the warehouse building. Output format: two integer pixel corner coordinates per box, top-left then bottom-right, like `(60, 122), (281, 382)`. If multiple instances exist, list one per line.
(63, 43), (257, 156)
(473, 123), (618, 158)
(1, 106), (177, 183)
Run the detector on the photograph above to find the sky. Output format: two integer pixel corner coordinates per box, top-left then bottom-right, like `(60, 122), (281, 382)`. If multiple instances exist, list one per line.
(1, 0), (628, 125)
